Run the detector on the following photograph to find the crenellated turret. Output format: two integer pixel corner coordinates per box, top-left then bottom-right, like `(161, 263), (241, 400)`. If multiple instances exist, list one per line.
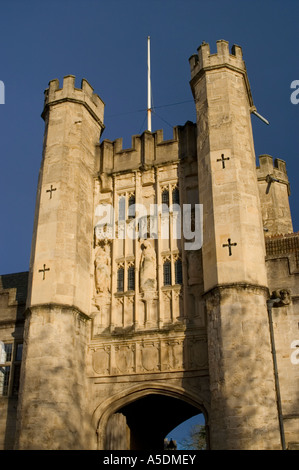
(189, 40), (281, 450)
(189, 40), (253, 108)
(27, 75), (105, 313)
(189, 39), (267, 289)
(42, 75), (105, 129)
(189, 39), (243, 68)
(16, 76), (106, 450)
(256, 154), (293, 235)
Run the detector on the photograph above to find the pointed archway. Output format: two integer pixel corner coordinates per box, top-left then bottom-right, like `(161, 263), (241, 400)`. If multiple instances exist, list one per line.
(94, 383), (209, 450)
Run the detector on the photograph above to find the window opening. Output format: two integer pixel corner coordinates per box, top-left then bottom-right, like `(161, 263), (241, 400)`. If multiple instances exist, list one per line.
(118, 196), (126, 221)
(172, 187), (180, 205)
(117, 267), (124, 292)
(163, 260), (172, 285)
(128, 266), (135, 291)
(0, 342), (23, 396)
(175, 258), (183, 285)
(162, 189), (169, 212)
(128, 195), (135, 219)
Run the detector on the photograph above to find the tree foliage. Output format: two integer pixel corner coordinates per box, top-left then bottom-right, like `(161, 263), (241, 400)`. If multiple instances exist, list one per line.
(179, 424), (206, 450)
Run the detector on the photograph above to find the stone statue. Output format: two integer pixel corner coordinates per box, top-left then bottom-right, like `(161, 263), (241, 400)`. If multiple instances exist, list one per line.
(279, 289), (291, 305)
(140, 239), (157, 292)
(95, 242), (111, 294)
(271, 289), (291, 306)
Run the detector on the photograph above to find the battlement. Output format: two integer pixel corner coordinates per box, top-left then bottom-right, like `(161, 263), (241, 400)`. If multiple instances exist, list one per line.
(42, 75), (105, 127)
(99, 127), (179, 174)
(256, 154), (290, 193)
(0, 272), (28, 306)
(265, 232), (299, 260)
(0, 272), (28, 323)
(189, 40), (245, 79)
(189, 40), (253, 106)
(98, 121), (196, 175)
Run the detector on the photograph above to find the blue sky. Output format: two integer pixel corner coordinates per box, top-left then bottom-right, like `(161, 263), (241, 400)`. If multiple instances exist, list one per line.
(166, 413), (205, 449)
(0, 0), (298, 275)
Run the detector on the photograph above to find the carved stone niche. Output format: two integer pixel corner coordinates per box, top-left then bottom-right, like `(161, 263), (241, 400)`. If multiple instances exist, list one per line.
(139, 239), (157, 293)
(140, 342), (160, 372)
(100, 173), (113, 192)
(94, 240), (112, 296)
(94, 224), (114, 246)
(92, 346), (111, 375)
(188, 337), (208, 370)
(140, 290), (158, 328)
(187, 250), (202, 285)
(141, 170), (155, 186)
(115, 344), (135, 374)
(91, 302), (111, 336)
(162, 290), (172, 323)
(92, 239), (112, 332)
(161, 339), (184, 371)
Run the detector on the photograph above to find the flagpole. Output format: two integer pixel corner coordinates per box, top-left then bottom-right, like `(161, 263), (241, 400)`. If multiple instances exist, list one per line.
(147, 36), (152, 132)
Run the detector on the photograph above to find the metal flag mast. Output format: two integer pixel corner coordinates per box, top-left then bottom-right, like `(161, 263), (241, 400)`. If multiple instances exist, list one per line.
(251, 106), (270, 125)
(147, 36), (152, 132)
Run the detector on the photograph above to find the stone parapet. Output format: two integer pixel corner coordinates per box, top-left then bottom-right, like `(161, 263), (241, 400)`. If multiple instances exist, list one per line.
(189, 40), (253, 107)
(265, 232), (299, 269)
(0, 272), (28, 324)
(42, 75), (105, 130)
(257, 154), (290, 195)
(257, 155), (293, 235)
(189, 40), (244, 72)
(98, 121), (196, 174)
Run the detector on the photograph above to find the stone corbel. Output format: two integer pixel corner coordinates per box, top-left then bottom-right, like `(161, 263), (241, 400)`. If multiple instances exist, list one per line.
(270, 289), (291, 306)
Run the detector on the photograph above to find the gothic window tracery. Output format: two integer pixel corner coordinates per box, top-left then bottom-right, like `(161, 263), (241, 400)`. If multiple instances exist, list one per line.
(128, 194), (136, 219)
(118, 195), (126, 222)
(162, 188), (169, 211)
(0, 341), (23, 396)
(174, 258), (183, 285)
(172, 185), (180, 206)
(117, 266), (124, 292)
(127, 264), (135, 291)
(163, 260), (172, 286)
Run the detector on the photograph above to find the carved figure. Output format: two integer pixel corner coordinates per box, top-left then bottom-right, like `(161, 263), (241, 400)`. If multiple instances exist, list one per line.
(272, 289), (291, 306)
(140, 239), (157, 292)
(279, 289), (291, 305)
(95, 242), (111, 294)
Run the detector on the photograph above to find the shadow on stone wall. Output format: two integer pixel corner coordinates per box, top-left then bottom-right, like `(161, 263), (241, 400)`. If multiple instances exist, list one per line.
(0, 271), (28, 449)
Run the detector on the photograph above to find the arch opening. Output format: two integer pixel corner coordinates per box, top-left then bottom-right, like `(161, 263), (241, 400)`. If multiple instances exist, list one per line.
(102, 393), (207, 451)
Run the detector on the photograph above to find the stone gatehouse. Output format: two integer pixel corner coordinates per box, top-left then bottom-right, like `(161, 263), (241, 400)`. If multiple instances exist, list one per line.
(0, 40), (298, 450)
